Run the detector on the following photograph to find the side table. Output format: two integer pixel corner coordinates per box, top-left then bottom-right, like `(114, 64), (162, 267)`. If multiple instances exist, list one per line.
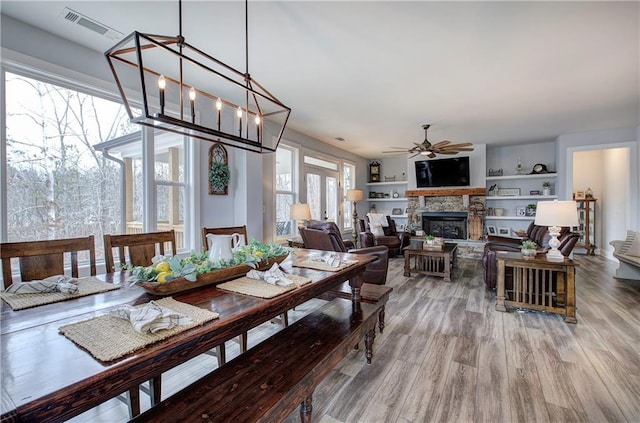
(496, 251), (577, 323)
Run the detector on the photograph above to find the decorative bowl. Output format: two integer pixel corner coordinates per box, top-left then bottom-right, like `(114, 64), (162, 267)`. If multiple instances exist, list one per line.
(138, 254), (289, 295)
(521, 249), (536, 258)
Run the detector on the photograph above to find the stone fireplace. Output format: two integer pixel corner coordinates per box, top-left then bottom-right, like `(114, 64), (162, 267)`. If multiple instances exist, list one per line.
(422, 212), (468, 240)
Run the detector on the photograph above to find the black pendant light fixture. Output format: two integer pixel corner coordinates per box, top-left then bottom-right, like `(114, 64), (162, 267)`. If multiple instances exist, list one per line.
(105, 0), (290, 153)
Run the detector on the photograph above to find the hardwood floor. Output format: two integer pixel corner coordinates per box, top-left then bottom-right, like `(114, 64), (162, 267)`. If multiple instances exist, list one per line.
(70, 254), (640, 423)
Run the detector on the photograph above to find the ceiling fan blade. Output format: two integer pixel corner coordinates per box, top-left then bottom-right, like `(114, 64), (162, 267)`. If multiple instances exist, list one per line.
(432, 141), (452, 148)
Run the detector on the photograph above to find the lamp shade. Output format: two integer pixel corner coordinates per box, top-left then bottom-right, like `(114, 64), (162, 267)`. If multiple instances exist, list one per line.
(346, 189), (364, 202)
(534, 200), (579, 227)
(290, 203), (311, 221)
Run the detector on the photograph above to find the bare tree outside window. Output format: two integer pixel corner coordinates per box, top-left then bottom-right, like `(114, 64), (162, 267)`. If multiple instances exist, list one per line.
(4, 72), (136, 259)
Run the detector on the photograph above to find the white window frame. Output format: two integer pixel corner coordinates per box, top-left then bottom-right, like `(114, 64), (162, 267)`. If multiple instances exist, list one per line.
(274, 143), (299, 240)
(0, 61), (197, 252)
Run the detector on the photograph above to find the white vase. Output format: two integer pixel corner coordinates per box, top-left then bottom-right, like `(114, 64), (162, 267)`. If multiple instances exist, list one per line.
(543, 188), (551, 196)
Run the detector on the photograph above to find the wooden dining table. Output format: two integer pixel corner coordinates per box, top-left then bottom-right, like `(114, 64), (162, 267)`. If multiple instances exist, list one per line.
(0, 249), (373, 423)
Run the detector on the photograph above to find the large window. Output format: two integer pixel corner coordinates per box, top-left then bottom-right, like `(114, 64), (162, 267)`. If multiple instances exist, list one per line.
(275, 145), (297, 238)
(3, 70), (135, 259)
(2, 68), (191, 260)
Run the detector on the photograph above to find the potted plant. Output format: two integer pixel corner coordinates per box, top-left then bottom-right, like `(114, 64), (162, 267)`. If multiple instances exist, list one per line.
(425, 234), (435, 245)
(520, 240), (537, 258)
(526, 203), (537, 216)
(542, 181), (551, 196)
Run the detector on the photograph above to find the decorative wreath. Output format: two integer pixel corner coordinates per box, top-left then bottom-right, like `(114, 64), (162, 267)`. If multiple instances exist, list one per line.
(209, 162), (230, 192)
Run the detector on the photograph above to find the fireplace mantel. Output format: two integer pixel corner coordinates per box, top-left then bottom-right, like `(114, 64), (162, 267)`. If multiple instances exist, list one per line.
(405, 187), (486, 197)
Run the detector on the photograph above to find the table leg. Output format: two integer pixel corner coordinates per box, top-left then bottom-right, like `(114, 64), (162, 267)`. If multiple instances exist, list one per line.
(349, 273), (363, 303)
(404, 252), (411, 277)
(565, 266), (577, 323)
(496, 258), (507, 312)
(443, 253), (452, 282)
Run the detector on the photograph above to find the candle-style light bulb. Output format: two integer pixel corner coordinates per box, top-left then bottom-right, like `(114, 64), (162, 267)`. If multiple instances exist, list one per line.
(158, 75), (166, 114)
(214, 97), (222, 130)
(237, 107), (243, 136)
(189, 87), (196, 123)
(255, 115), (261, 141)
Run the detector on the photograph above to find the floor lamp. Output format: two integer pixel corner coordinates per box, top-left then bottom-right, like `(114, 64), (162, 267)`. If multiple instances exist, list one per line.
(346, 189), (364, 247)
(534, 200), (579, 261)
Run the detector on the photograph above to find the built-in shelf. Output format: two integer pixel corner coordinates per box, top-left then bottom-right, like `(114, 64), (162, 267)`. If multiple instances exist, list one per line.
(366, 181), (408, 186)
(485, 216), (536, 221)
(486, 173), (558, 181)
(365, 198), (408, 202)
(486, 195), (557, 201)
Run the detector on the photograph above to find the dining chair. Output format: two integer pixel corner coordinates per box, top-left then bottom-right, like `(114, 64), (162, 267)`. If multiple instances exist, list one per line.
(103, 229), (224, 417)
(201, 225), (289, 352)
(1, 235), (97, 289)
(103, 230), (177, 273)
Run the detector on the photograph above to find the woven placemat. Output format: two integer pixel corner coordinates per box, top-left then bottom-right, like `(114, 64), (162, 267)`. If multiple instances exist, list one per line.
(217, 274), (312, 299)
(58, 297), (219, 362)
(1, 276), (121, 311)
(293, 259), (358, 272)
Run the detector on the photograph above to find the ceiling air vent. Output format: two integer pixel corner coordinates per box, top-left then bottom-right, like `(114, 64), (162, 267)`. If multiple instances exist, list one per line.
(59, 7), (123, 40)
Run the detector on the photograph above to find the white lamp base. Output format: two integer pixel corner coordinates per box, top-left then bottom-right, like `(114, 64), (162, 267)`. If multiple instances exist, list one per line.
(545, 225), (564, 262)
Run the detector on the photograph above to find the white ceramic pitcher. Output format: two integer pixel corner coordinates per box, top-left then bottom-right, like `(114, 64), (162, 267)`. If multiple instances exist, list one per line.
(206, 233), (242, 263)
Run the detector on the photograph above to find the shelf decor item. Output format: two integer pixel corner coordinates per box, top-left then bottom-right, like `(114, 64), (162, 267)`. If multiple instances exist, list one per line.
(542, 181), (551, 196)
(526, 204), (537, 216)
(392, 208), (402, 215)
(369, 161), (380, 182)
(497, 188), (520, 196)
(488, 168), (503, 176)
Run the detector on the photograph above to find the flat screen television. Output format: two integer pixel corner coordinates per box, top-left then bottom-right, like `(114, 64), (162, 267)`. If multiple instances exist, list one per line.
(415, 156), (470, 188)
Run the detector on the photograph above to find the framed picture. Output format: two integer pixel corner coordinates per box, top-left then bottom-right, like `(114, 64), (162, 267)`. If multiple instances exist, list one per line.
(575, 190), (586, 200)
(498, 227), (510, 236)
(405, 207), (410, 214)
(391, 208), (402, 215)
(516, 206), (526, 217)
(487, 225), (497, 235)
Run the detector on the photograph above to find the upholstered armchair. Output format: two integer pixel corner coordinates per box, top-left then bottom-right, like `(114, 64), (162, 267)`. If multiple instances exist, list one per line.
(358, 214), (410, 256)
(304, 220), (355, 250)
(482, 222), (580, 289)
(298, 226), (389, 285)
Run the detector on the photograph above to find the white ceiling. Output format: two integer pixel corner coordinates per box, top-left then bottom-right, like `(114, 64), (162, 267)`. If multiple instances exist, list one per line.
(2, 1), (638, 158)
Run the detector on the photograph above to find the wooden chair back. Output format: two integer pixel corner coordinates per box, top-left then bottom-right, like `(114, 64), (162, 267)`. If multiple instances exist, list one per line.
(0, 236), (97, 289)
(103, 230), (177, 273)
(201, 226), (248, 251)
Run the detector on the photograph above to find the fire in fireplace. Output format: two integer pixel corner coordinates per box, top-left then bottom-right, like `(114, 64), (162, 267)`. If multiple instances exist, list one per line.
(422, 212), (468, 240)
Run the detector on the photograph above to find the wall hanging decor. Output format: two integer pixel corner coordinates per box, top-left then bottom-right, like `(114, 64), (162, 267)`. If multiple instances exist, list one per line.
(209, 143), (229, 195)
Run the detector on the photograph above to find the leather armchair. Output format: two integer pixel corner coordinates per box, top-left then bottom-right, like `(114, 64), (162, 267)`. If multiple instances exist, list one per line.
(304, 220), (355, 250)
(483, 222), (580, 289)
(298, 226), (389, 285)
(358, 216), (410, 256)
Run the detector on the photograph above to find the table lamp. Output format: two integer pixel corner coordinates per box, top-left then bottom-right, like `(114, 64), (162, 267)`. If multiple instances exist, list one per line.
(346, 189), (364, 246)
(290, 203), (311, 230)
(534, 200), (578, 261)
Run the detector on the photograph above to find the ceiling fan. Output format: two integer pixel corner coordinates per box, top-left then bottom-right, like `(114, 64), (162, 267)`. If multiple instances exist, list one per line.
(383, 124), (474, 158)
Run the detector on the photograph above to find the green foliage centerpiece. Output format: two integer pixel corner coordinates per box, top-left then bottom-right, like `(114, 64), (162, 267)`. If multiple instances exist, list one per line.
(128, 239), (291, 294)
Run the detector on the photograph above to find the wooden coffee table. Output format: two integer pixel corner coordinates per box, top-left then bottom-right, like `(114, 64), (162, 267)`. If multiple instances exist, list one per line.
(403, 241), (458, 281)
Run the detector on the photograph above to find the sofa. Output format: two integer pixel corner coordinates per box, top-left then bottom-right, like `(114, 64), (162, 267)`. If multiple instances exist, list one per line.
(358, 215), (410, 257)
(610, 230), (640, 280)
(483, 222), (580, 289)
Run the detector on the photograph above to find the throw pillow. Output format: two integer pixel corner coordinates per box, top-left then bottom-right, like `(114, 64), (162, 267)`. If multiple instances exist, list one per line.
(620, 230), (639, 255)
(622, 230), (640, 257)
(371, 223), (385, 237)
(367, 213), (389, 228)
